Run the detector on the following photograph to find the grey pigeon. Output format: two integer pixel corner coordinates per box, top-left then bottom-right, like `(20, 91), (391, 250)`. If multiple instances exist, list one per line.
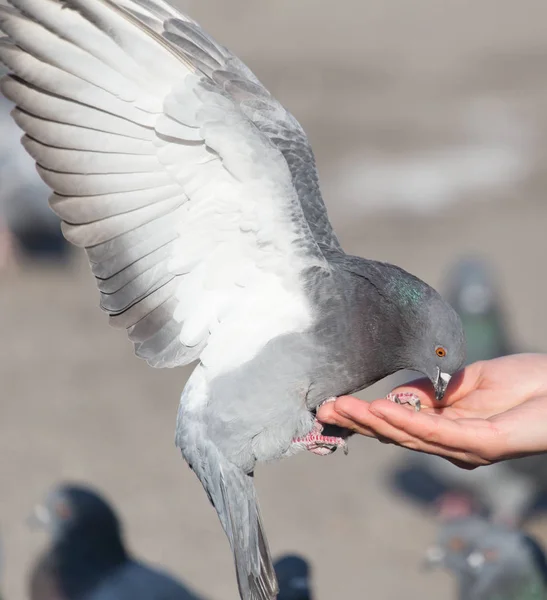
(274, 555), (313, 600)
(443, 257), (513, 364)
(0, 1), (466, 598)
(425, 516), (547, 600)
(396, 257), (547, 524)
(29, 483), (206, 600)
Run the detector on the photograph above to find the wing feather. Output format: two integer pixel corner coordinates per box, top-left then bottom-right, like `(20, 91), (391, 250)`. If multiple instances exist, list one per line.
(0, 0), (331, 373)
(0, 2), (339, 597)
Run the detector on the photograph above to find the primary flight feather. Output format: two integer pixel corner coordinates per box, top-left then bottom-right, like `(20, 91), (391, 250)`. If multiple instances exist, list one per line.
(0, 1), (466, 598)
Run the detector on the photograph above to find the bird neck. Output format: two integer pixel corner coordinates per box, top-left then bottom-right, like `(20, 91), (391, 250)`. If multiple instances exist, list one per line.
(341, 261), (416, 370)
(52, 529), (128, 598)
(462, 570), (547, 600)
(495, 578), (547, 600)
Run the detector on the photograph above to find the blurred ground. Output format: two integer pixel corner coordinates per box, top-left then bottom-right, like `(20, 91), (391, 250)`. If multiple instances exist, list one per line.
(2, 0), (547, 598)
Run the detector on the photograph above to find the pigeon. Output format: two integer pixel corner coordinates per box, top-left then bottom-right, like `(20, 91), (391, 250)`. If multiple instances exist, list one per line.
(28, 483), (206, 600)
(443, 257), (513, 364)
(0, 1), (466, 598)
(392, 257), (547, 524)
(274, 554), (313, 600)
(424, 516), (547, 600)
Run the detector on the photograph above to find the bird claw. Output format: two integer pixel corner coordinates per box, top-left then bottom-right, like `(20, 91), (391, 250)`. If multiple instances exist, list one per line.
(305, 437), (349, 456)
(291, 417), (349, 456)
(386, 391), (421, 412)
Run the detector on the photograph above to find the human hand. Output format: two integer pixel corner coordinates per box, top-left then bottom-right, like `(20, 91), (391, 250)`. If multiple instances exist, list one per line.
(317, 354), (547, 469)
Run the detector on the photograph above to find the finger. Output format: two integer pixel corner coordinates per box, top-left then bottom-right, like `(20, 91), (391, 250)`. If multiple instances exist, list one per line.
(349, 412), (488, 465)
(348, 408), (486, 464)
(320, 397), (489, 465)
(367, 399), (506, 457)
(445, 457), (480, 470)
(317, 400), (378, 437)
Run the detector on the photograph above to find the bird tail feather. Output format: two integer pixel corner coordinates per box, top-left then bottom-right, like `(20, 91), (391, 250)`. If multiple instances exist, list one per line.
(181, 439), (278, 600)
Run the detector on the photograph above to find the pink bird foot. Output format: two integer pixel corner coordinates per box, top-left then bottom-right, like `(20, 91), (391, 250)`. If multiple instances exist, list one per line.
(386, 391), (421, 412)
(291, 419), (348, 456)
(436, 491), (476, 521)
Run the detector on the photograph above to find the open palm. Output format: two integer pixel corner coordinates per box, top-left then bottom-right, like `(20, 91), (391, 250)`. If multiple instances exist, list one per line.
(317, 354), (547, 468)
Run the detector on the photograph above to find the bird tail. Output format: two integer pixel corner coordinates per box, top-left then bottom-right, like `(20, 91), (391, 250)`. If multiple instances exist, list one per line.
(179, 438), (278, 600)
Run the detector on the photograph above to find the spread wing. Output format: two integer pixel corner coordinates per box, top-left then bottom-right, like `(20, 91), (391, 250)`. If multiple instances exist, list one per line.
(0, 0), (339, 369)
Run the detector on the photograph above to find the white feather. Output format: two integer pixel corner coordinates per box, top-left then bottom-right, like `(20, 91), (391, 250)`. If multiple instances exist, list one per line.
(0, 0), (323, 374)
(50, 186), (182, 222)
(22, 138), (162, 174)
(2, 79), (156, 149)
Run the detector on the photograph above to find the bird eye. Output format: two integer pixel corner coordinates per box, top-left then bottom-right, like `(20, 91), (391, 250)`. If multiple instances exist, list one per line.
(483, 549), (498, 562)
(448, 537), (465, 552)
(55, 501), (72, 520)
(436, 346), (447, 358)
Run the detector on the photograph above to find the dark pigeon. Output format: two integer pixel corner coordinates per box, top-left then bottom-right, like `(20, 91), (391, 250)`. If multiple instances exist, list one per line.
(29, 483), (206, 600)
(392, 257), (547, 524)
(274, 554), (313, 600)
(0, 2), (466, 598)
(425, 516), (547, 600)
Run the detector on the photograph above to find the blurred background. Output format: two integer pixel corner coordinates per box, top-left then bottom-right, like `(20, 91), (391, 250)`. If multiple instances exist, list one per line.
(2, 0), (547, 598)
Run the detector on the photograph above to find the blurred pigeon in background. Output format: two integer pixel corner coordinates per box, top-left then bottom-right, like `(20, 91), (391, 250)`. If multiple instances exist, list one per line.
(29, 483), (206, 600)
(443, 257), (512, 364)
(391, 257), (547, 524)
(274, 554), (314, 600)
(0, 88), (67, 263)
(0, 1), (466, 598)
(425, 516), (547, 600)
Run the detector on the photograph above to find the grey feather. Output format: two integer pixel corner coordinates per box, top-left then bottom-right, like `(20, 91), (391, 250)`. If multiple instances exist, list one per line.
(144, 6), (342, 254)
(166, 20), (227, 64)
(425, 516), (547, 600)
(176, 407), (278, 600)
(96, 243), (174, 293)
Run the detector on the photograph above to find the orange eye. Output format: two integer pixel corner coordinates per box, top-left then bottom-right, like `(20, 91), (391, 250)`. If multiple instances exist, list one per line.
(436, 347), (447, 358)
(55, 501), (72, 520)
(483, 549), (499, 562)
(448, 537), (465, 552)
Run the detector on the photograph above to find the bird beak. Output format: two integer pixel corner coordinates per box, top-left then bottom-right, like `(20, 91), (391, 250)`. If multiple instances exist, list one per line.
(467, 551), (485, 571)
(434, 367), (451, 401)
(422, 545), (445, 570)
(27, 504), (51, 530)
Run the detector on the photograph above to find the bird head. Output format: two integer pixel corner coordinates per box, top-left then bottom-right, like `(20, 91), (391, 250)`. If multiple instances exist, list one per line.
(395, 280), (466, 401)
(274, 554), (312, 600)
(444, 257), (498, 317)
(425, 517), (547, 599)
(348, 260), (466, 399)
(424, 517), (483, 575)
(28, 483), (124, 548)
